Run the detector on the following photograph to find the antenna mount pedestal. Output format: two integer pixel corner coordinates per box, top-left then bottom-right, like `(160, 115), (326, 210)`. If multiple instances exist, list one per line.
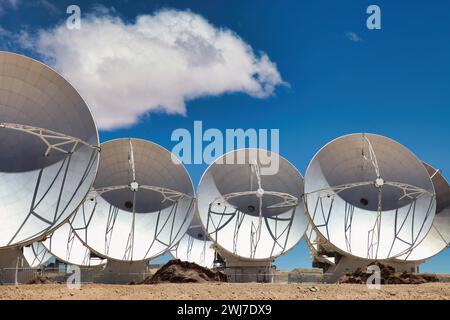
(214, 247), (275, 283)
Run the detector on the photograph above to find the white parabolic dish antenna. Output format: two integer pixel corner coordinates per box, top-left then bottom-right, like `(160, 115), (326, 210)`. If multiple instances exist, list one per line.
(395, 162), (450, 262)
(23, 242), (53, 268)
(42, 222), (105, 267)
(304, 133), (436, 260)
(71, 138), (195, 262)
(0, 52), (100, 248)
(197, 149), (308, 260)
(170, 209), (215, 268)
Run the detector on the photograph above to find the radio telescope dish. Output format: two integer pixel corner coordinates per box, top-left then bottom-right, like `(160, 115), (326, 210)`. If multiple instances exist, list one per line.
(170, 209), (215, 268)
(42, 222), (105, 267)
(71, 138), (195, 262)
(395, 162), (450, 262)
(197, 149), (307, 260)
(304, 133), (436, 260)
(23, 242), (53, 268)
(0, 52), (100, 248)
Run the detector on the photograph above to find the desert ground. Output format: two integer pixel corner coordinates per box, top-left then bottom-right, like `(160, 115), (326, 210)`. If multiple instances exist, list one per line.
(0, 283), (449, 300)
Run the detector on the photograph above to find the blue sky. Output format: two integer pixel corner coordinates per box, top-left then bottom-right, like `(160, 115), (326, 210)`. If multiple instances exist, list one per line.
(1, 0), (450, 272)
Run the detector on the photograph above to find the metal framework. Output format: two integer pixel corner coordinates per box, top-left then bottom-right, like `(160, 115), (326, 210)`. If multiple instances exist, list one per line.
(73, 139), (194, 261)
(142, 198), (195, 258)
(26, 243), (52, 267)
(172, 226), (209, 267)
(5, 147), (99, 247)
(305, 225), (336, 266)
(42, 220), (104, 267)
(91, 185), (189, 204)
(0, 123), (100, 157)
(66, 227), (77, 263)
(205, 162), (299, 259)
(0, 122), (99, 246)
(304, 134), (436, 259)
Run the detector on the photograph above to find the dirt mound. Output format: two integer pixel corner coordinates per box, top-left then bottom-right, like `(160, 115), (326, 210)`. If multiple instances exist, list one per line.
(26, 276), (57, 285)
(340, 262), (439, 285)
(141, 259), (228, 284)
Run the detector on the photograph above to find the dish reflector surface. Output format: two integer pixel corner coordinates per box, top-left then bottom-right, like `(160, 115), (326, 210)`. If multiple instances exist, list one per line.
(71, 138), (195, 261)
(171, 209), (215, 268)
(304, 133), (436, 260)
(395, 163), (450, 261)
(197, 149), (307, 260)
(23, 242), (53, 267)
(42, 222), (105, 266)
(0, 52), (99, 248)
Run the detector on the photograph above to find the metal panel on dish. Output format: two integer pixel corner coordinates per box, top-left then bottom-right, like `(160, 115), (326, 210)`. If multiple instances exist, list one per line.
(197, 148), (307, 260)
(170, 209), (215, 268)
(42, 222), (105, 266)
(71, 138), (195, 262)
(395, 162), (450, 262)
(304, 133), (436, 260)
(0, 51), (100, 248)
(22, 242), (53, 268)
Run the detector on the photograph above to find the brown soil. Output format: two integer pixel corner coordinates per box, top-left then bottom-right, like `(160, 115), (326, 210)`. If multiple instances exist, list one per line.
(26, 276), (57, 285)
(140, 259), (228, 284)
(0, 283), (449, 300)
(340, 262), (439, 285)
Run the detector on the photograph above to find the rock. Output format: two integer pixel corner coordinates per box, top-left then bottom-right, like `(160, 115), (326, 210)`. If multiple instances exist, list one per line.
(140, 259), (228, 284)
(26, 276), (56, 285)
(339, 262), (439, 285)
(421, 274), (440, 283)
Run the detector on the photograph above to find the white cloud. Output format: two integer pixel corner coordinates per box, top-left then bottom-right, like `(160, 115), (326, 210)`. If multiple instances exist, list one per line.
(345, 32), (363, 43)
(27, 9), (285, 130)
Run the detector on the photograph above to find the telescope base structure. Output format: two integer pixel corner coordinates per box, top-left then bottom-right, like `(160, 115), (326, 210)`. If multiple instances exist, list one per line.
(315, 255), (421, 283)
(217, 249), (275, 283)
(0, 248), (32, 284)
(96, 260), (149, 284)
